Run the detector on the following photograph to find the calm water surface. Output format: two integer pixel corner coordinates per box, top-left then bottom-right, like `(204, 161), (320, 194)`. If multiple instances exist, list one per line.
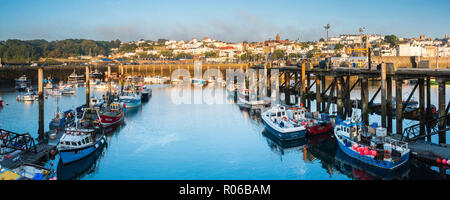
(0, 83), (448, 180)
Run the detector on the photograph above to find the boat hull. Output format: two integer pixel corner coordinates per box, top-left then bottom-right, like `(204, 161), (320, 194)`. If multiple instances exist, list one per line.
(306, 122), (332, 135)
(58, 136), (106, 165)
(262, 118), (306, 141)
(100, 112), (124, 127)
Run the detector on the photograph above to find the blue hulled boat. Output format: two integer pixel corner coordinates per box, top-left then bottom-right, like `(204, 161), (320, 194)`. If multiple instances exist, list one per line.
(57, 107), (106, 165)
(334, 117), (410, 170)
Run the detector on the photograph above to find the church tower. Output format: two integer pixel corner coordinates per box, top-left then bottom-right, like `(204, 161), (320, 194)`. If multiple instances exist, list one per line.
(276, 33), (280, 41)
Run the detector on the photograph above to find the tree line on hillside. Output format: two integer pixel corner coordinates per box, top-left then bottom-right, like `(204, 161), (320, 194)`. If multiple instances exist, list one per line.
(0, 39), (121, 63)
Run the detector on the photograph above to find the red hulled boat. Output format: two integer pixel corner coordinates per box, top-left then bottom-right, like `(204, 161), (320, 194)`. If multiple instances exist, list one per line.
(288, 105), (332, 136)
(99, 102), (124, 127)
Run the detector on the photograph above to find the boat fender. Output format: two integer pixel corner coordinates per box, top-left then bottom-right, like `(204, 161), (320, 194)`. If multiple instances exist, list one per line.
(384, 150), (391, 159)
(282, 116), (288, 121)
(442, 159), (447, 165)
(95, 144), (99, 148)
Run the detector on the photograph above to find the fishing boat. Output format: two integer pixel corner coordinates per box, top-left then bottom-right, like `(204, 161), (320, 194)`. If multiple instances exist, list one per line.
(61, 87), (76, 95)
(67, 71), (85, 85)
(192, 78), (206, 86)
(334, 117), (410, 170)
(47, 89), (62, 96)
(141, 85), (152, 102)
(15, 75), (31, 91)
(119, 92), (141, 109)
(0, 97), (3, 107)
(49, 108), (75, 130)
(288, 107), (333, 135)
(57, 107), (107, 165)
(0, 163), (57, 180)
(237, 88), (271, 109)
(44, 81), (53, 89)
(99, 102), (124, 127)
(17, 88), (38, 101)
(261, 105), (306, 141)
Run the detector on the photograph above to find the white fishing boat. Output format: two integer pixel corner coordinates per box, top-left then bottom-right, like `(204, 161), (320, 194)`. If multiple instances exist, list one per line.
(261, 105), (306, 141)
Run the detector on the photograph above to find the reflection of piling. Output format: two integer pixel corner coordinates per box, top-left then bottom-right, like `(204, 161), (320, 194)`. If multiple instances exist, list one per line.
(395, 79), (403, 134)
(38, 67), (44, 140)
(438, 79), (446, 144)
(86, 65), (90, 107)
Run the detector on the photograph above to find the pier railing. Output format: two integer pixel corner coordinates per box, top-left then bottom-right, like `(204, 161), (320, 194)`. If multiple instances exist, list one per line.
(401, 115), (450, 142)
(0, 129), (37, 153)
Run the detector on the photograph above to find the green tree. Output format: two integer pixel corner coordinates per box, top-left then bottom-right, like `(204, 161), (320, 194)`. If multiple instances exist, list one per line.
(384, 35), (400, 47)
(271, 49), (286, 60)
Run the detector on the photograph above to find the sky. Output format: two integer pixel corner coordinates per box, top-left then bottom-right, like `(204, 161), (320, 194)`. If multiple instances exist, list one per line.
(0, 0), (449, 42)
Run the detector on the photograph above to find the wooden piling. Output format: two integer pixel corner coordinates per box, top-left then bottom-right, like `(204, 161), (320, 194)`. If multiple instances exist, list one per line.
(419, 78), (425, 138)
(107, 65), (112, 100)
(381, 63), (387, 128)
(438, 79), (446, 144)
(426, 76), (432, 141)
(396, 79), (403, 135)
(315, 75), (321, 112)
(321, 76), (326, 112)
(86, 65), (90, 107)
(361, 77), (369, 125)
(38, 67), (44, 140)
(336, 76), (343, 117)
(387, 77), (393, 133)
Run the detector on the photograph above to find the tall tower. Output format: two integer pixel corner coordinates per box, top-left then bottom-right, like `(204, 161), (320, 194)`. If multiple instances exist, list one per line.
(276, 33), (280, 41)
(445, 33), (448, 39)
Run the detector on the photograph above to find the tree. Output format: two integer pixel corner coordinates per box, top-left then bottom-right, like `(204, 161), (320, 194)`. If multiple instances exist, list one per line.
(306, 48), (321, 58)
(334, 43), (344, 50)
(271, 49), (286, 60)
(319, 38), (325, 42)
(204, 51), (218, 58)
(384, 35), (400, 47)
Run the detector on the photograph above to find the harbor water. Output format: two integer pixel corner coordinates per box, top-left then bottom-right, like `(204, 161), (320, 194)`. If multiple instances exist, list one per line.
(0, 83), (449, 180)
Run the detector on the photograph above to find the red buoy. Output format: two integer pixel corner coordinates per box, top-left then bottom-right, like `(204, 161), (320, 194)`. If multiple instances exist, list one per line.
(437, 158), (442, 164)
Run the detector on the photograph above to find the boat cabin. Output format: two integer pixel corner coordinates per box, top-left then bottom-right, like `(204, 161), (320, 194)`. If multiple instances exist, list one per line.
(59, 129), (94, 149)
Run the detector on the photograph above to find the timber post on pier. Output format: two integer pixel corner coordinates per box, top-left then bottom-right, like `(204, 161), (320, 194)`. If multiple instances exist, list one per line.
(86, 65), (90, 107)
(395, 78), (403, 135)
(38, 67), (44, 140)
(381, 63), (387, 128)
(301, 62), (306, 107)
(120, 65), (124, 94)
(107, 65), (111, 102)
(336, 76), (343, 117)
(360, 77), (369, 125)
(418, 77), (425, 138)
(438, 79), (446, 144)
(426, 76), (432, 141)
(386, 65), (393, 134)
(315, 75), (321, 112)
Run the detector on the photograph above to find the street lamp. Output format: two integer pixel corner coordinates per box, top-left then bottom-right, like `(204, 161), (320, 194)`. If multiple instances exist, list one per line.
(324, 24), (331, 42)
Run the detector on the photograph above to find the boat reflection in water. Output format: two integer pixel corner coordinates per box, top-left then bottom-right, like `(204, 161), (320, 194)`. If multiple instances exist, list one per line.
(56, 122), (123, 180)
(262, 129), (306, 157)
(304, 133), (411, 180)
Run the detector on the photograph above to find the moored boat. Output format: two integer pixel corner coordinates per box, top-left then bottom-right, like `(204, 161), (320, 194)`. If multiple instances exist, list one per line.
(57, 107), (106, 165)
(99, 102), (124, 127)
(334, 117), (410, 170)
(261, 105), (306, 141)
(141, 85), (152, 102)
